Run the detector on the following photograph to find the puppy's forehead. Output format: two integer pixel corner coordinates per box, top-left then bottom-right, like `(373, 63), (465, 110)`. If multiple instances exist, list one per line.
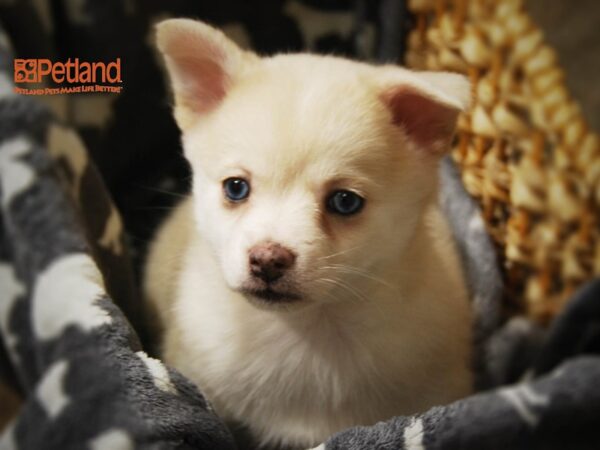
(207, 59), (396, 183)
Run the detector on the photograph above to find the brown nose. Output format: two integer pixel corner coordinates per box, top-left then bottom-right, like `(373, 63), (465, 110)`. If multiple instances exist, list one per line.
(249, 243), (296, 283)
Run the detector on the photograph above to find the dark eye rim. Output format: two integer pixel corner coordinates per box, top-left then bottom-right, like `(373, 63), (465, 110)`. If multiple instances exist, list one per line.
(326, 190), (365, 216)
(223, 177), (251, 202)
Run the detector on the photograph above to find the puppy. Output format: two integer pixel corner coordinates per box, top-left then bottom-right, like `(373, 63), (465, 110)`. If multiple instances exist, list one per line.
(145, 19), (473, 449)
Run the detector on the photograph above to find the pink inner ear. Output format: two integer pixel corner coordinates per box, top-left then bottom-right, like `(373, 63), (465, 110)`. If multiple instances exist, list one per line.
(177, 55), (227, 114)
(381, 87), (458, 150)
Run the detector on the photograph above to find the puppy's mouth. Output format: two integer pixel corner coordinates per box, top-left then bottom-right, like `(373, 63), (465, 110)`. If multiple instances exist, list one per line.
(239, 278), (303, 304)
(242, 287), (302, 303)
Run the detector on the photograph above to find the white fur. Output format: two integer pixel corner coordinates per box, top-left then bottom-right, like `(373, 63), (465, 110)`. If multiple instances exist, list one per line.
(146, 19), (473, 449)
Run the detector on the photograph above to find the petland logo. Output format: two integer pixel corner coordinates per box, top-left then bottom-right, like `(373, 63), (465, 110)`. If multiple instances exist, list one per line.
(13, 58), (123, 95)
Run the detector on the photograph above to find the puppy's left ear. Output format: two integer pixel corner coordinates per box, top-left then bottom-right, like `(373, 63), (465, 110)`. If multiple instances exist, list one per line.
(379, 70), (471, 156)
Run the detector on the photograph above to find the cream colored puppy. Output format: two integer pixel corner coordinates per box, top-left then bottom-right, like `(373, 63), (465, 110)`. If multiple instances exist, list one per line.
(146, 18), (473, 449)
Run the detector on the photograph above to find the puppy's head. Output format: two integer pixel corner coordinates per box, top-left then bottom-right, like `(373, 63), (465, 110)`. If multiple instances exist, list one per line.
(157, 19), (470, 308)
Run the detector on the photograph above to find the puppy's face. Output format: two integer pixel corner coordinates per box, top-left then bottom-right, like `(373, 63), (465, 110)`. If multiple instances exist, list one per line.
(157, 20), (469, 307)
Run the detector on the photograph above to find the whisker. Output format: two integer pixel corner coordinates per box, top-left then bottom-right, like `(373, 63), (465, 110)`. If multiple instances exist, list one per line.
(323, 261), (419, 276)
(317, 244), (365, 261)
(311, 281), (343, 304)
(320, 264), (398, 291)
(134, 183), (191, 200)
(134, 206), (180, 212)
(314, 277), (388, 322)
(315, 277), (369, 305)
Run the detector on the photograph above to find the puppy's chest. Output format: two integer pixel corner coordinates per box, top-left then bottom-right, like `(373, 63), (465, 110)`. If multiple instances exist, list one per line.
(192, 315), (379, 414)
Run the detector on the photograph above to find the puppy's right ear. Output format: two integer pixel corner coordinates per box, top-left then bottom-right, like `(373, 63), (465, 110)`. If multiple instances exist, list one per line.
(156, 19), (254, 131)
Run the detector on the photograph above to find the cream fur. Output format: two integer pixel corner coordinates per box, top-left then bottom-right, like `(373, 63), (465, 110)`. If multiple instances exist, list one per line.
(146, 19), (473, 449)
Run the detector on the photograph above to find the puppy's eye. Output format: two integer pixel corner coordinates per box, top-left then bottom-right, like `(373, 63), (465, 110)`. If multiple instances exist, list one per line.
(326, 190), (364, 216)
(223, 177), (250, 202)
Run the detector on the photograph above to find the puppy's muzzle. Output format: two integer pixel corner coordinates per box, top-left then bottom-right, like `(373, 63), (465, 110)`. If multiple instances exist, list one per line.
(249, 242), (296, 283)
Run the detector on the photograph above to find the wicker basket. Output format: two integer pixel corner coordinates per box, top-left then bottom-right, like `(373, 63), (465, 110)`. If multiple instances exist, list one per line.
(405, 0), (600, 324)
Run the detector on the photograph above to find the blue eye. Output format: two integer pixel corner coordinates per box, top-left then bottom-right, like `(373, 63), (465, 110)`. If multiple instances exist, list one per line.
(327, 190), (364, 216)
(223, 178), (250, 201)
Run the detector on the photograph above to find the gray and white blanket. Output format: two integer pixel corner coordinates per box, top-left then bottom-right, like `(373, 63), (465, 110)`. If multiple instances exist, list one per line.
(1, 1), (600, 449)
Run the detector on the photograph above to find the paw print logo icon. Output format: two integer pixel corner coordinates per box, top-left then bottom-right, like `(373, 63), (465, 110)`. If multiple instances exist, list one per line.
(14, 59), (38, 83)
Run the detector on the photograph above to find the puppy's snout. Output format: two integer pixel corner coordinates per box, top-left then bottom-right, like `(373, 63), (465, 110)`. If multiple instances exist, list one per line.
(249, 243), (296, 283)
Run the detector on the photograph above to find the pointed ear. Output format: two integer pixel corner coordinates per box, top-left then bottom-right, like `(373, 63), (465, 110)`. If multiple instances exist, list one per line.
(379, 70), (471, 155)
(156, 19), (255, 131)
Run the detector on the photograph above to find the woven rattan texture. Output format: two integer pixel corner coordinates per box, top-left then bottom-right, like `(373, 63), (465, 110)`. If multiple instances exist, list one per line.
(406, 0), (600, 323)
